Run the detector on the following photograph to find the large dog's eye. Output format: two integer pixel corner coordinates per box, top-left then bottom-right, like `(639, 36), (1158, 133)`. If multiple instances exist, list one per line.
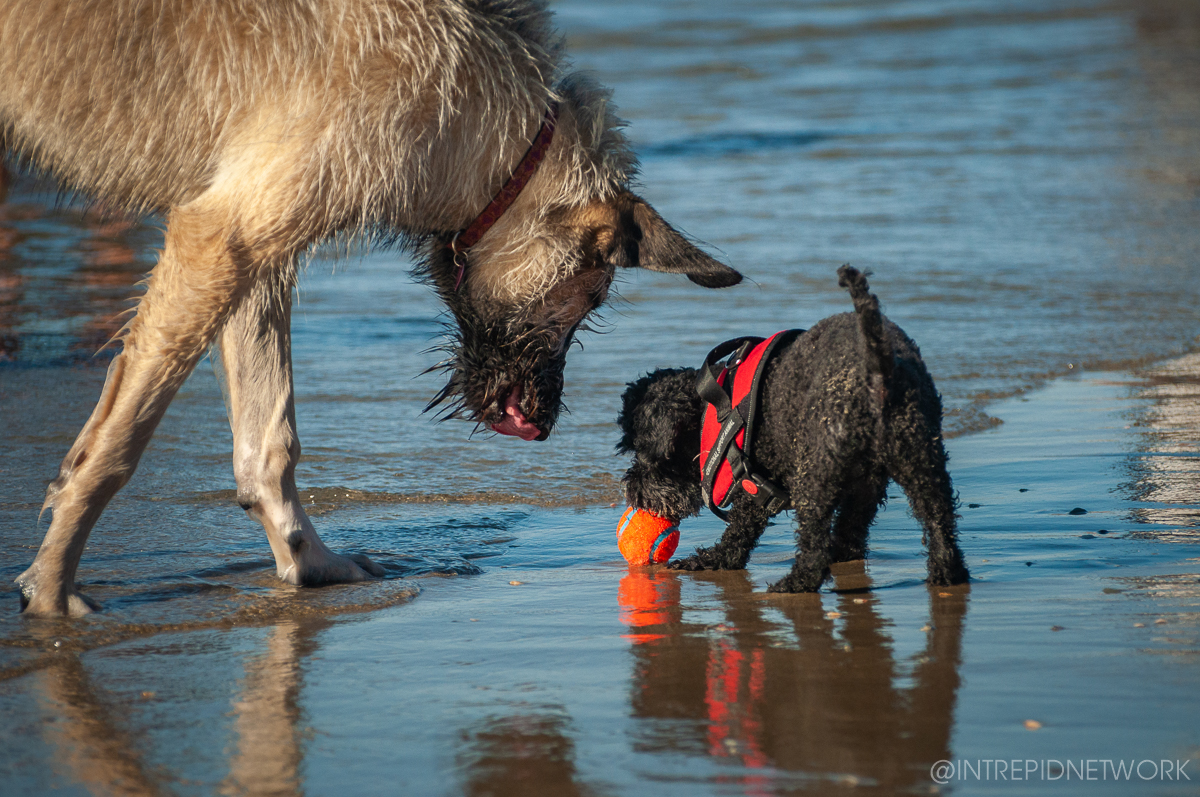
(593, 227), (616, 255)
(586, 225), (628, 269)
(528, 267), (611, 330)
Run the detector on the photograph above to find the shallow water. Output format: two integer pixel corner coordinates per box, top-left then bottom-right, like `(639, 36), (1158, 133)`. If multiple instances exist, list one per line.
(2, 367), (1199, 795)
(2, 0), (1200, 793)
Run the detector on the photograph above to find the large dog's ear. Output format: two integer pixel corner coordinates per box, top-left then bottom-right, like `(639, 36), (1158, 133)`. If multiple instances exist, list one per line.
(607, 192), (742, 288)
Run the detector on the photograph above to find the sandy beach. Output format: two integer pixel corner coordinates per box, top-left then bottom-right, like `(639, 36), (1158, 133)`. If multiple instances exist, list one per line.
(3, 0), (1200, 793)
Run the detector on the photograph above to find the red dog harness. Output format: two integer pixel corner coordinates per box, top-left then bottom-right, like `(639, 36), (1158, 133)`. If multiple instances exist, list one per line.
(697, 332), (799, 519)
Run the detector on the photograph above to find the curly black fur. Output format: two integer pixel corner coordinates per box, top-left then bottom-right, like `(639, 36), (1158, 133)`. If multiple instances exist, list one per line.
(616, 265), (970, 592)
(616, 368), (706, 518)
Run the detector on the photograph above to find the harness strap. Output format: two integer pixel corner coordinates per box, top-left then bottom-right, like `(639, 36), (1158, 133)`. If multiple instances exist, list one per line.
(697, 337), (759, 520)
(696, 337), (758, 417)
(698, 332), (798, 519)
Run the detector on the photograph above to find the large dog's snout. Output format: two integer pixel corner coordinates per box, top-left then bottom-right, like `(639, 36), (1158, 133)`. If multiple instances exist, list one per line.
(489, 386), (545, 441)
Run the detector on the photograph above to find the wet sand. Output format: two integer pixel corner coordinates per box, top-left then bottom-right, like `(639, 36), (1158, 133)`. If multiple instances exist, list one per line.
(3, 0), (1200, 793)
(2, 360), (1199, 795)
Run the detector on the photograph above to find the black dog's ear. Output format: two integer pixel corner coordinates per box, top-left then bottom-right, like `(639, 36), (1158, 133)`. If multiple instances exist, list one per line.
(607, 192), (742, 288)
(621, 459), (703, 520)
(616, 368), (702, 463)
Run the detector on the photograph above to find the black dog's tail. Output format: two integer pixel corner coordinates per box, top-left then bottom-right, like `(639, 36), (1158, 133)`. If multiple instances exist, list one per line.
(837, 265), (893, 401)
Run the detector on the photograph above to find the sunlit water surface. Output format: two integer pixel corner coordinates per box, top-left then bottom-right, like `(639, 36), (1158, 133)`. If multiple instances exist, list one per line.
(1, 0), (1199, 794)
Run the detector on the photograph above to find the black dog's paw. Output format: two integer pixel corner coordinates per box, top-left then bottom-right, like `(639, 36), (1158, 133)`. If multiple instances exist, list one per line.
(667, 554), (713, 572)
(766, 567), (829, 593)
(667, 546), (746, 572)
(927, 559), (970, 586)
(766, 577), (815, 593)
(829, 539), (868, 564)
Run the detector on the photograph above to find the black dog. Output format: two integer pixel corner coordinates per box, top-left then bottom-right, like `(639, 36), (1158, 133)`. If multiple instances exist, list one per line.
(617, 266), (969, 592)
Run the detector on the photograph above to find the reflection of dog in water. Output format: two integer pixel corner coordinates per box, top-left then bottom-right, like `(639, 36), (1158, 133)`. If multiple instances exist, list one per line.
(617, 566), (967, 787)
(617, 266), (970, 592)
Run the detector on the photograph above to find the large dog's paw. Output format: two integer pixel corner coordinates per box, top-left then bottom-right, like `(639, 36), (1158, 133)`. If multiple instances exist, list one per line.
(345, 553), (387, 578)
(279, 538), (386, 585)
(296, 551), (384, 584)
(16, 569), (101, 617)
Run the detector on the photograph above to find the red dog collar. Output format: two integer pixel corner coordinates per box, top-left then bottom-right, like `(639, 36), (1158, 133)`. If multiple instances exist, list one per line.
(449, 102), (560, 290)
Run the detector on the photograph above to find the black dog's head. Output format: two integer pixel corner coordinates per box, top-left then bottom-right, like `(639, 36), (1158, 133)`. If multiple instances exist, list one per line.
(616, 367), (706, 521)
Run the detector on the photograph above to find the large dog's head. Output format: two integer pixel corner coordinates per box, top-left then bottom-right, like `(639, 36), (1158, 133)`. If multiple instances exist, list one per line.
(423, 84), (741, 441)
(616, 367), (706, 520)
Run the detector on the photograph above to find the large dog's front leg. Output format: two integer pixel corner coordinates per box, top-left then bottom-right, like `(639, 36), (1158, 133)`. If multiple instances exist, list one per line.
(16, 208), (251, 616)
(216, 273), (383, 585)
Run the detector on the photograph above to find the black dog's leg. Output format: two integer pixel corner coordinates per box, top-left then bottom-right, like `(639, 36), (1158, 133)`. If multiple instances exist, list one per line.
(767, 493), (837, 593)
(829, 473), (888, 563)
(669, 496), (770, 571)
(889, 431), (969, 586)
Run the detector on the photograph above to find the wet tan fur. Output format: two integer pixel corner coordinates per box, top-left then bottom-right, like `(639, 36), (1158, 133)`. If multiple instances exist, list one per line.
(1, 0), (736, 616)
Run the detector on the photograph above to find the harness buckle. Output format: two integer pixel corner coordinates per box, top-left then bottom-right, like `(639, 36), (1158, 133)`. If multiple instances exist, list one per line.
(450, 233), (468, 291)
(743, 472), (790, 514)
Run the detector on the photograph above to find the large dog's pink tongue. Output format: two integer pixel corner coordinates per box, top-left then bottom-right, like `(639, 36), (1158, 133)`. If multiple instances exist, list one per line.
(490, 387), (542, 441)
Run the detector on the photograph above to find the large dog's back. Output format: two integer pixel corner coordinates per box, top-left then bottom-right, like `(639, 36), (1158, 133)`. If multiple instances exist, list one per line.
(0, 0), (554, 223)
(2, 1), (304, 208)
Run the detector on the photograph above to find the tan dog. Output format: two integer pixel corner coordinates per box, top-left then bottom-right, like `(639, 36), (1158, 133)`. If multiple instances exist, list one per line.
(0, 0), (742, 616)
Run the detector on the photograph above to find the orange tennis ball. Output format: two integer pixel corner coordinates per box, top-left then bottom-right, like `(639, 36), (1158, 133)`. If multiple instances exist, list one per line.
(616, 507), (679, 565)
